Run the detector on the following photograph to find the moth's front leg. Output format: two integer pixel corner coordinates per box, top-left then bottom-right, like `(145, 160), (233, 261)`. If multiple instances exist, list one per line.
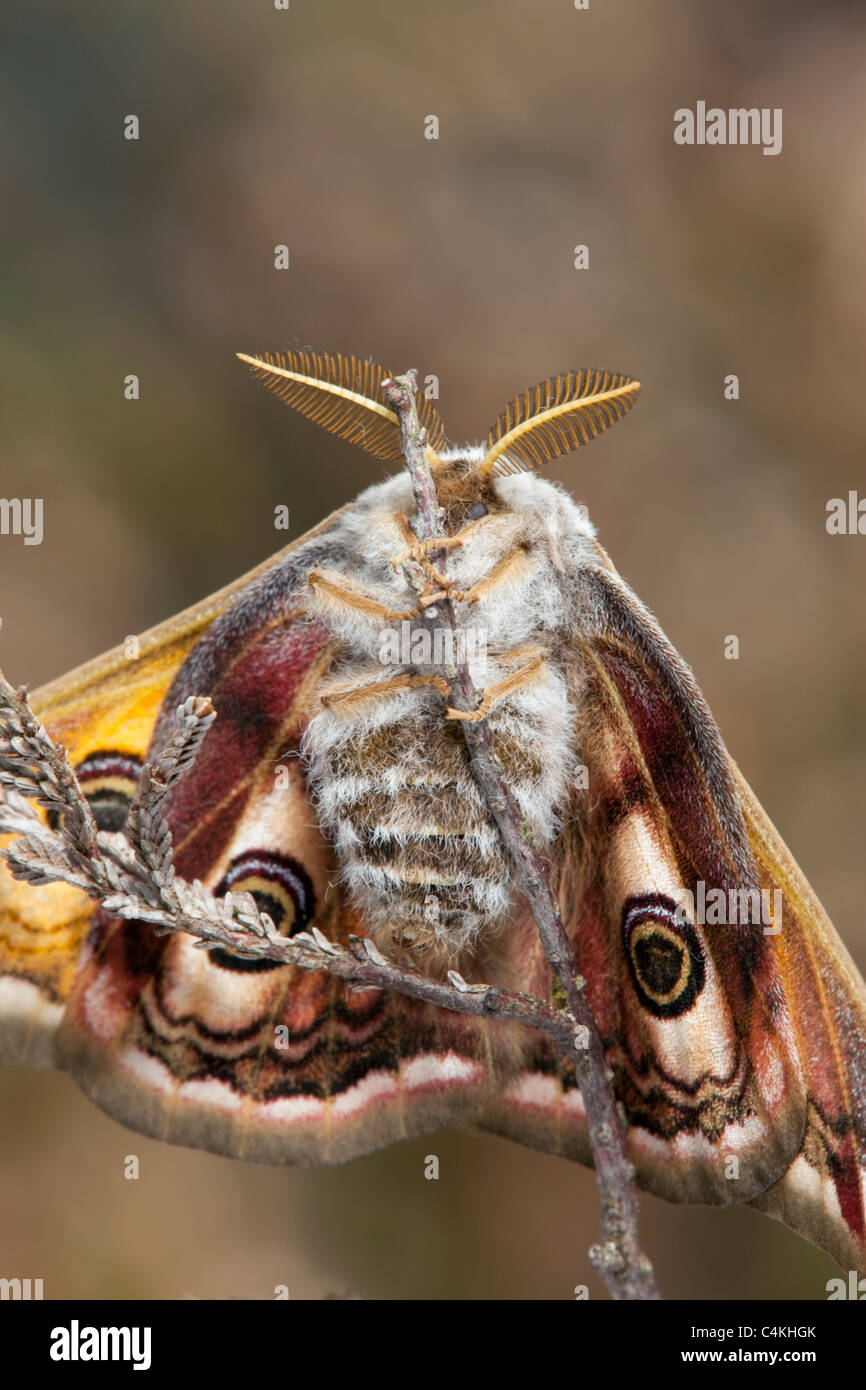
(390, 512), (532, 608)
(307, 566), (425, 622)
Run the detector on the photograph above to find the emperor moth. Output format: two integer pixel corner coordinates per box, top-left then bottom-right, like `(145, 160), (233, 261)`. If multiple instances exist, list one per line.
(0, 346), (864, 1280)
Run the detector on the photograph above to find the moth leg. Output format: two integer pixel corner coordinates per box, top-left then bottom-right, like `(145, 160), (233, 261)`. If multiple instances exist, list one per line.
(446, 648), (547, 722)
(308, 567), (423, 621)
(390, 512), (486, 591)
(447, 545), (531, 605)
(392, 513), (531, 607)
(390, 537), (465, 591)
(320, 669), (451, 711)
(413, 558), (458, 591)
(390, 524), (470, 569)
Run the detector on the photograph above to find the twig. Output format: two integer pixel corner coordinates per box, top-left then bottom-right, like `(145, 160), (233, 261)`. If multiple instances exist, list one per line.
(381, 370), (659, 1300)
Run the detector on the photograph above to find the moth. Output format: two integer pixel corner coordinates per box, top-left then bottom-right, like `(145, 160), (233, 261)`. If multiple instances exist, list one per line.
(1, 347), (864, 1279)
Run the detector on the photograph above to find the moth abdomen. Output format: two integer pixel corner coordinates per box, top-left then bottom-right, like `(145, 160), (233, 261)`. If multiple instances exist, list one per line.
(303, 694), (505, 960)
(304, 664), (574, 963)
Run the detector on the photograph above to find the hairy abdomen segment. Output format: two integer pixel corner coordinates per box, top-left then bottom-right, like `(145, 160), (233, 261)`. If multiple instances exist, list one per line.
(303, 664), (574, 965)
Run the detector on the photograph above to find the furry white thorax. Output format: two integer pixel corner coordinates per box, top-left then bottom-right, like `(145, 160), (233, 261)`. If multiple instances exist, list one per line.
(301, 463), (597, 960)
(304, 463), (597, 656)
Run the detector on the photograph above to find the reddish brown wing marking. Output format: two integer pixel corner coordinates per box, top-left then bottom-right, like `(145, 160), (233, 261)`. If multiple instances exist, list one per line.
(480, 556), (808, 1211)
(54, 564), (513, 1163)
(737, 768), (866, 1273)
(0, 507), (350, 1070)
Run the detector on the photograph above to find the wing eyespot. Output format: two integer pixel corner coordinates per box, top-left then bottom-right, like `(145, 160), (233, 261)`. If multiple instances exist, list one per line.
(622, 894), (705, 1019)
(47, 751), (142, 832)
(208, 850), (315, 974)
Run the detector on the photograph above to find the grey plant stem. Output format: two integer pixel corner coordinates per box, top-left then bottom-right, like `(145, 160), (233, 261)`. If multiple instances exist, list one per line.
(381, 369), (660, 1302)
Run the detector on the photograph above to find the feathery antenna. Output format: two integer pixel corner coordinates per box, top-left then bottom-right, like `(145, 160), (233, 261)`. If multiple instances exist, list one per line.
(237, 349), (445, 466)
(480, 370), (640, 476)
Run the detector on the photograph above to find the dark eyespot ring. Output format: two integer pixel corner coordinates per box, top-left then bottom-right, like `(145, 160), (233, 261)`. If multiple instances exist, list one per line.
(622, 894), (705, 1019)
(48, 751), (142, 832)
(208, 850), (315, 974)
(466, 502), (488, 520)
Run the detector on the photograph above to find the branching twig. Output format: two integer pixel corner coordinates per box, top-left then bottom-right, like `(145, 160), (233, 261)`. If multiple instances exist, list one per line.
(381, 370), (659, 1300)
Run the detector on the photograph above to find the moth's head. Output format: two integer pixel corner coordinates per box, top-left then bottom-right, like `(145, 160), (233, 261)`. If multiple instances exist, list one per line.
(236, 350), (640, 516)
(425, 449), (502, 533)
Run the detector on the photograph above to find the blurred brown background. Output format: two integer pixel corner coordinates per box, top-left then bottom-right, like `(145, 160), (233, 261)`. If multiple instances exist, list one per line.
(1, 0), (864, 1300)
